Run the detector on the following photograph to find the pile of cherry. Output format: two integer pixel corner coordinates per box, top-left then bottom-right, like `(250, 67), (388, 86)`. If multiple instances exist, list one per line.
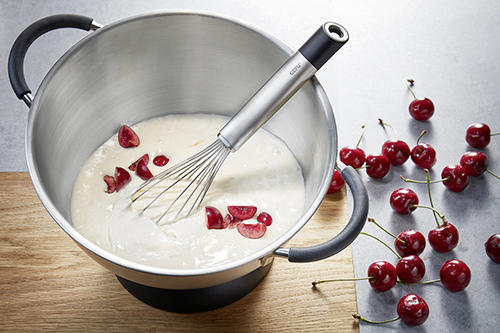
(320, 81), (500, 327)
(102, 125), (273, 240)
(205, 206), (273, 239)
(102, 125), (170, 193)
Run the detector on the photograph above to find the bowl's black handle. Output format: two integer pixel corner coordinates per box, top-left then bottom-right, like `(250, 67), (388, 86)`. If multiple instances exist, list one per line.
(8, 14), (97, 107)
(274, 166), (368, 262)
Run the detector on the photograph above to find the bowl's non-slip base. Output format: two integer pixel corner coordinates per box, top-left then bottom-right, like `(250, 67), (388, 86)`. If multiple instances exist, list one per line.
(116, 263), (272, 313)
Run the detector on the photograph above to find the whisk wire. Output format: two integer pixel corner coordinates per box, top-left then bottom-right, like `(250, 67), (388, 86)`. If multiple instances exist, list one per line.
(130, 140), (221, 203)
(156, 144), (227, 224)
(185, 148), (230, 219)
(129, 139), (230, 224)
(192, 148), (230, 210)
(141, 142), (223, 214)
(174, 148), (228, 217)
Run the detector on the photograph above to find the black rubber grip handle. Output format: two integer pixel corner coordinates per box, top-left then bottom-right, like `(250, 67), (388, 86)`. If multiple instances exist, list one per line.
(298, 22), (349, 70)
(286, 166), (368, 262)
(8, 14), (94, 100)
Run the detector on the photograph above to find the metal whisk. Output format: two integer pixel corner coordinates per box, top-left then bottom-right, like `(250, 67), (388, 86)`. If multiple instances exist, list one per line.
(130, 22), (349, 224)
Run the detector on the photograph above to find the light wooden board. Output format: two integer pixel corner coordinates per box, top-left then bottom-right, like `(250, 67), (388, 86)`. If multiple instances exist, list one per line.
(0, 172), (358, 332)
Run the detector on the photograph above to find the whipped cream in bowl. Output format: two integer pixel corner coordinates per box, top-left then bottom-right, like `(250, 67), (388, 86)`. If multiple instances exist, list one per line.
(71, 114), (305, 270)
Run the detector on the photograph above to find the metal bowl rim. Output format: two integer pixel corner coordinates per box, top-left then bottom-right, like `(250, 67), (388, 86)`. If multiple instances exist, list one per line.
(25, 10), (338, 277)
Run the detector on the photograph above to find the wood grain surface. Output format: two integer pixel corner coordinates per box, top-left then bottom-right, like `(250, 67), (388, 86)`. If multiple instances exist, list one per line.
(0, 172), (358, 332)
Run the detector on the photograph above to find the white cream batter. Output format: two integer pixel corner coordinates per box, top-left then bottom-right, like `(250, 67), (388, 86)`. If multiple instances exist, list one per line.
(71, 114), (305, 269)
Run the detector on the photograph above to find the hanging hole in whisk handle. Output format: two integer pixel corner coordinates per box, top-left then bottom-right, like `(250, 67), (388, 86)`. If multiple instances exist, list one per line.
(298, 22), (349, 70)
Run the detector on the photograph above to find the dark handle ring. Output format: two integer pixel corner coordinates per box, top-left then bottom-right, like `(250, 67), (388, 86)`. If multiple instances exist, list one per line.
(274, 166), (369, 262)
(298, 22), (349, 70)
(8, 14), (96, 107)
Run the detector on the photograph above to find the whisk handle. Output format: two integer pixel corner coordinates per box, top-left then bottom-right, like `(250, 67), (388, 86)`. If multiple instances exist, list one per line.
(218, 22), (348, 151)
(299, 22), (349, 70)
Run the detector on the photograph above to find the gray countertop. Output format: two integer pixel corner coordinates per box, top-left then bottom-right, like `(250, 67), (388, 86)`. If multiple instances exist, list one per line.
(1, 1), (499, 332)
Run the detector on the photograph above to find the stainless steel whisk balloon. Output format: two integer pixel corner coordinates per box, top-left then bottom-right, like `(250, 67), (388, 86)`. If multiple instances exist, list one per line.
(130, 22), (349, 225)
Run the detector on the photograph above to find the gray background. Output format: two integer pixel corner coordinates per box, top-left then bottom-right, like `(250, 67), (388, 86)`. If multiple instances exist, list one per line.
(1, 0), (499, 332)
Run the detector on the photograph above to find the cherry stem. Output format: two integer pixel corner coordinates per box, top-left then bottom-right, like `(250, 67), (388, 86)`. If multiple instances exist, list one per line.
(486, 169), (500, 180)
(410, 204), (448, 226)
(368, 217), (406, 245)
(490, 132), (500, 136)
(397, 278), (441, 285)
(355, 125), (366, 148)
(353, 313), (400, 324)
(360, 232), (402, 259)
(425, 169), (440, 227)
(356, 165), (369, 170)
(312, 276), (373, 286)
(378, 118), (398, 137)
(400, 175), (450, 184)
(407, 79), (417, 99)
(416, 130), (427, 146)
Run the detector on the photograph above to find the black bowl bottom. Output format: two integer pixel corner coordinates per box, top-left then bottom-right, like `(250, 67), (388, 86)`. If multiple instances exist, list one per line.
(116, 263), (272, 313)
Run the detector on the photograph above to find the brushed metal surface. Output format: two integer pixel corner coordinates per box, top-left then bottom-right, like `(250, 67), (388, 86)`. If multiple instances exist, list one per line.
(23, 12), (337, 288)
(218, 52), (316, 150)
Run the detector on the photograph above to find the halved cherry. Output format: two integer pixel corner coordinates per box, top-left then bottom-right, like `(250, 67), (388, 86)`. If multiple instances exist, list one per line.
(257, 212), (273, 226)
(237, 222), (267, 239)
(103, 175), (116, 193)
(228, 206), (257, 220)
(205, 206), (224, 229)
(128, 154), (149, 171)
(153, 155), (170, 167)
(136, 159), (154, 180)
(222, 214), (232, 229)
(224, 214), (242, 229)
(115, 167), (131, 192)
(118, 125), (140, 148)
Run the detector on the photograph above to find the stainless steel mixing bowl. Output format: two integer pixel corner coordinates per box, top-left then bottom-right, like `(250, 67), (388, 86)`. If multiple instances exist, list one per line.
(8, 12), (368, 312)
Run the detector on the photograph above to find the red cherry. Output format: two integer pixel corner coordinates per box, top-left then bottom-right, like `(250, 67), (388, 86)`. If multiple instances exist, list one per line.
(224, 214), (242, 229)
(411, 143), (436, 169)
(441, 165), (470, 192)
(136, 159), (154, 180)
(340, 146), (366, 169)
(439, 259), (471, 292)
(428, 223), (459, 252)
(460, 151), (488, 176)
(366, 154), (390, 179)
(397, 294), (429, 326)
(118, 125), (140, 148)
(103, 175), (116, 193)
(153, 155), (170, 167)
(367, 218), (425, 256)
(128, 154), (149, 171)
(328, 170), (345, 193)
(485, 234), (500, 263)
(396, 255), (425, 283)
(114, 167), (131, 192)
(222, 214), (232, 229)
(257, 212), (273, 226)
(367, 261), (397, 292)
(466, 123), (490, 148)
(407, 80), (434, 122)
(395, 230), (426, 256)
(409, 98), (434, 121)
(339, 125), (367, 168)
(312, 260), (396, 292)
(237, 222), (267, 239)
(227, 206), (257, 220)
(382, 140), (411, 166)
(205, 206), (225, 229)
(390, 188), (419, 215)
